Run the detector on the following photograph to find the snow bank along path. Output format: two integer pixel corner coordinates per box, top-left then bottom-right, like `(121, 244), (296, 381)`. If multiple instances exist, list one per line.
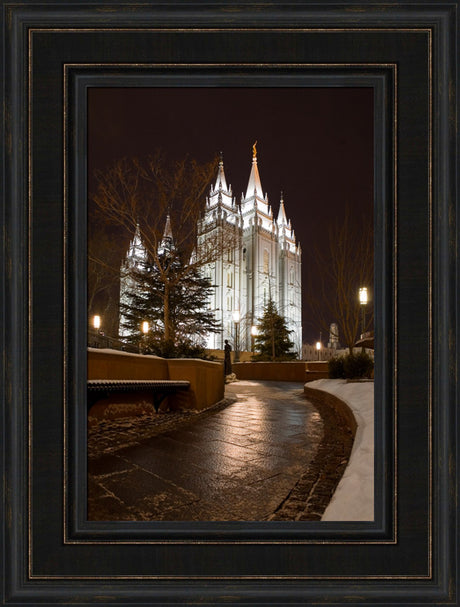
(305, 379), (374, 522)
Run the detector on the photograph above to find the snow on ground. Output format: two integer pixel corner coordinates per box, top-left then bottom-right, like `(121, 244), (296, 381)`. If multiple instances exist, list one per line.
(306, 379), (374, 522)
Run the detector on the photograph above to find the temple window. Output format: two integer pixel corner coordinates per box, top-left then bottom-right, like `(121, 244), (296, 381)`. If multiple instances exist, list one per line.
(263, 249), (269, 274)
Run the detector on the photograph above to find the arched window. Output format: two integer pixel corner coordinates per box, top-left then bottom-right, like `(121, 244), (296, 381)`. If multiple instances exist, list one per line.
(227, 296), (233, 311)
(227, 272), (233, 288)
(289, 267), (294, 284)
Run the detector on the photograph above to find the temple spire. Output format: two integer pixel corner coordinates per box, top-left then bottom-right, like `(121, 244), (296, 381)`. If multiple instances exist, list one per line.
(158, 213), (174, 254)
(214, 151), (228, 192)
(244, 142), (264, 199)
(163, 213), (173, 239)
(277, 191), (288, 225)
(125, 223), (147, 266)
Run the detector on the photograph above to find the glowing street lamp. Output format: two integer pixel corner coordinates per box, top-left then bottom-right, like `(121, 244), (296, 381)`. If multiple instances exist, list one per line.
(232, 310), (240, 362)
(90, 314), (104, 347)
(359, 287), (368, 305)
(139, 321), (150, 355)
(316, 340), (322, 361)
(359, 287), (368, 335)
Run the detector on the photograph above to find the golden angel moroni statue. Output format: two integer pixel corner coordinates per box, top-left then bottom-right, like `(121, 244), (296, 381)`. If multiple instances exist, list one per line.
(252, 140), (257, 157)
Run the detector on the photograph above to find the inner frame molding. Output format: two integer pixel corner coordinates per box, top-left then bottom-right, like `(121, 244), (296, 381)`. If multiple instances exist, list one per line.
(63, 63), (396, 549)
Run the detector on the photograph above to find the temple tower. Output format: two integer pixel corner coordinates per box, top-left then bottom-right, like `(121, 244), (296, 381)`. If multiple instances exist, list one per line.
(119, 146), (303, 356)
(198, 145), (302, 355)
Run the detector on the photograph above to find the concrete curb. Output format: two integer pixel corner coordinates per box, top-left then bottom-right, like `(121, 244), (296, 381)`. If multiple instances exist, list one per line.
(304, 379), (374, 522)
(303, 385), (358, 436)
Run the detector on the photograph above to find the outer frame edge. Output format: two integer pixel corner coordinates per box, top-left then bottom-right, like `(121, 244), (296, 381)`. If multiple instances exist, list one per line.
(2, 1), (456, 604)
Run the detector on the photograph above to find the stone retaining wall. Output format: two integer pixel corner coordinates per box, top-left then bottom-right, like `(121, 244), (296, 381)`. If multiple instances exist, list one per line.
(233, 361), (330, 382)
(88, 349), (169, 380)
(88, 348), (225, 412)
(167, 358), (224, 410)
(205, 349), (253, 363)
(303, 384), (357, 435)
(233, 361), (308, 381)
(305, 360), (329, 372)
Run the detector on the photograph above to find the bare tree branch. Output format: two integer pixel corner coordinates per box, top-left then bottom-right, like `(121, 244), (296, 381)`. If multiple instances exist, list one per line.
(89, 152), (237, 341)
(307, 207), (373, 353)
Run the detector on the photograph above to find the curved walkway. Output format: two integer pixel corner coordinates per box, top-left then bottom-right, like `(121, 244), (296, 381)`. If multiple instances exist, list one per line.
(88, 380), (326, 521)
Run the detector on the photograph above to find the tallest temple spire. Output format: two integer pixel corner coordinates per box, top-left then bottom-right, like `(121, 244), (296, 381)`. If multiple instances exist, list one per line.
(244, 141), (264, 200)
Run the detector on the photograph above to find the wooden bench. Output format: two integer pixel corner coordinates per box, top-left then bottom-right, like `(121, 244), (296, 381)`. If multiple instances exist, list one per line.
(87, 379), (191, 413)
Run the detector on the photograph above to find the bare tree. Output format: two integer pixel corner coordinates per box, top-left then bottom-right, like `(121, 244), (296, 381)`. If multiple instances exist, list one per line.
(87, 208), (131, 336)
(90, 152), (237, 342)
(88, 237), (122, 312)
(308, 208), (373, 354)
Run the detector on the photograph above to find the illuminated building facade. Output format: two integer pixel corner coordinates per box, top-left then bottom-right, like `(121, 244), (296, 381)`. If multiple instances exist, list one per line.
(119, 146), (302, 355)
(197, 146), (302, 355)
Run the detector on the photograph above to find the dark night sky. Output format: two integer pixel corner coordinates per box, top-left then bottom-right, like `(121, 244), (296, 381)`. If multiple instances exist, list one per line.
(88, 87), (374, 344)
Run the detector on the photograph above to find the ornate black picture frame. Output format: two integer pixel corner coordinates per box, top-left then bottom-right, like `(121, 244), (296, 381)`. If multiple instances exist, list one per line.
(2, 2), (457, 604)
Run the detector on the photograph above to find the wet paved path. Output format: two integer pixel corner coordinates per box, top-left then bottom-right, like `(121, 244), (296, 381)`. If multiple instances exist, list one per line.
(88, 380), (325, 521)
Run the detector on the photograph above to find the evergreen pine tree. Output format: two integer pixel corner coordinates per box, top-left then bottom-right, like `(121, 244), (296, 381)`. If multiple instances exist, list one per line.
(120, 253), (220, 357)
(253, 297), (297, 361)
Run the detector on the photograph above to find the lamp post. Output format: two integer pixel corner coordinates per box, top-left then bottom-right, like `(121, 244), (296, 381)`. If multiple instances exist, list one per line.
(140, 321), (149, 354)
(316, 340), (321, 361)
(359, 287), (368, 337)
(251, 325), (258, 353)
(90, 315), (103, 347)
(232, 310), (240, 362)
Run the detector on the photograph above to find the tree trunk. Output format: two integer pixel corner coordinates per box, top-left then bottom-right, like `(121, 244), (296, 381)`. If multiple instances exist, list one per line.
(163, 282), (171, 341)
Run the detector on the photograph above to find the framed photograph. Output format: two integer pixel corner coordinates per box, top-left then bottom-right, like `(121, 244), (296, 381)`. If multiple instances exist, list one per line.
(85, 85), (375, 525)
(2, 1), (457, 605)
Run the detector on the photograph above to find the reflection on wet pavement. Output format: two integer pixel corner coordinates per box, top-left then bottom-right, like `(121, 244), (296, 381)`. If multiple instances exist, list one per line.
(88, 380), (324, 521)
